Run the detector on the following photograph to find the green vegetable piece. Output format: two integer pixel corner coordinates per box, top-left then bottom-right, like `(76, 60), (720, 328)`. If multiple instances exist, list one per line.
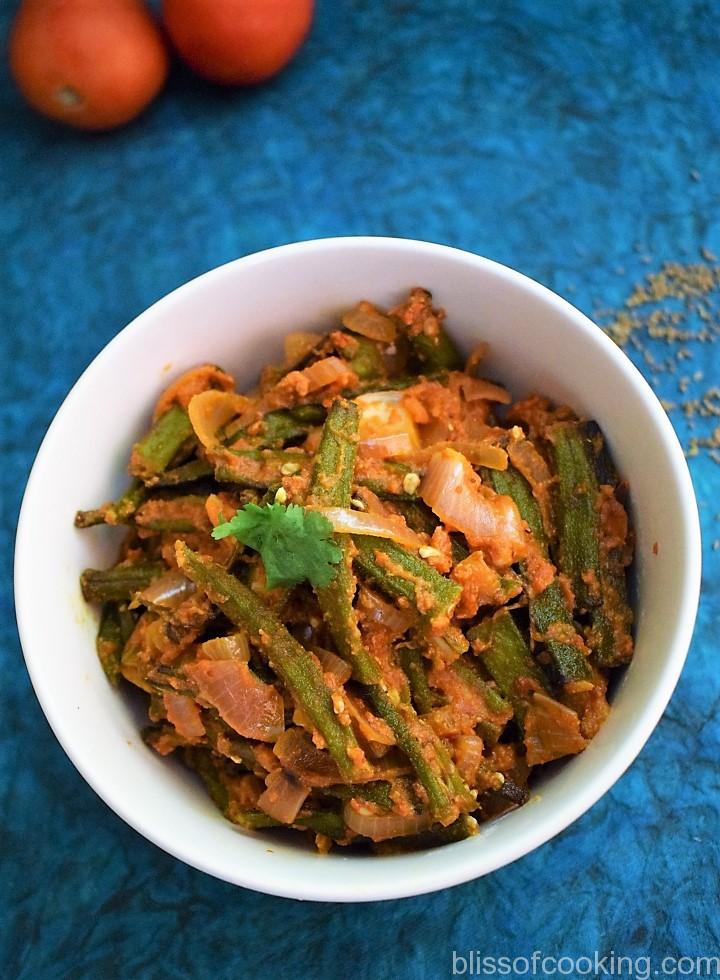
(74, 480), (147, 528)
(398, 646), (434, 715)
(95, 603), (124, 685)
(353, 535), (461, 628)
(152, 458), (214, 487)
(549, 422), (633, 667)
(323, 780), (394, 810)
(80, 562), (164, 603)
(214, 448), (310, 489)
(308, 399), (473, 822)
(346, 337), (385, 380)
(484, 464), (592, 685)
(130, 405), (194, 482)
(548, 423), (602, 610)
(134, 494), (209, 533)
(184, 748), (232, 813)
(295, 809), (347, 839)
(259, 405), (326, 447)
(410, 328), (462, 372)
(468, 610), (549, 718)
(176, 544), (364, 781)
(451, 657), (513, 718)
(212, 502), (341, 589)
(308, 397), (358, 507)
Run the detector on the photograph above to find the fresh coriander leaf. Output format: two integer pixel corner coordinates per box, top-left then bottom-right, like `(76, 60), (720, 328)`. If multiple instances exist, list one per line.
(212, 502), (342, 589)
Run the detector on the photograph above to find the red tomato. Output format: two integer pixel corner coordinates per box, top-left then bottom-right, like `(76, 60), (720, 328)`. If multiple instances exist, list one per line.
(162, 0), (314, 86)
(9, 0), (169, 131)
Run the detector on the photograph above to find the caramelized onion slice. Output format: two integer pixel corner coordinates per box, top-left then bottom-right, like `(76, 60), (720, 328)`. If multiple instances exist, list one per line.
(188, 389), (250, 450)
(393, 441), (508, 470)
(420, 448), (528, 567)
(186, 660), (284, 742)
(343, 802), (433, 841)
(257, 768), (310, 824)
(199, 633), (251, 663)
(313, 646), (352, 686)
(342, 303), (398, 342)
(137, 569), (196, 610)
(356, 585), (415, 637)
(283, 331), (323, 366)
(316, 507), (423, 550)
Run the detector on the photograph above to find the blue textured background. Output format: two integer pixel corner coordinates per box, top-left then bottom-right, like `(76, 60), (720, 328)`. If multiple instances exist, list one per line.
(3, 1), (719, 976)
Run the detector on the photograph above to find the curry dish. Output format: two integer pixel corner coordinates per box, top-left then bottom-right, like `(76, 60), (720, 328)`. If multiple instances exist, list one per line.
(77, 288), (634, 851)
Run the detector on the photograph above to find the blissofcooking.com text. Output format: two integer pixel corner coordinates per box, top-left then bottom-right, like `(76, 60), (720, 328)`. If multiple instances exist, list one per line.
(451, 950), (720, 978)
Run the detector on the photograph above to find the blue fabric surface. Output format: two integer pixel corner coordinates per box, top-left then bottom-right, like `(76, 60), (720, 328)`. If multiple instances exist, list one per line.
(2, 0), (719, 976)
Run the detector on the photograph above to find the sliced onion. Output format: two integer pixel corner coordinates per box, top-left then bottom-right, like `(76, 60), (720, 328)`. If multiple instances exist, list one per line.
(355, 390), (405, 405)
(137, 570), (196, 610)
(342, 303), (398, 342)
(508, 434), (553, 488)
(204, 493), (226, 529)
(185, 660), (284, 742)
(465, 342), (489, 375)
(302, 356), (353, 390)
(453, 734), (485, 786)
(200, 633), (250, 663)
(523, 692), (586, 766)
(154, 364), (235, 420)
(357, 585), (414, 636)
(356, 393), (420, 459)
(163, 693), (205, 740)
(359, 432), (417, 460)
(273, 728), (342, 787)
(283, 331), (323, 366)
(313, 646), (352, 686)
(344, 693), (395, 747)
(420, 448), (528, 567)
(257, 768), (309, 824)
(392, 440), (508, 470)
(188, 389), (249, 450)
(343, 802), (433, 841)
(317, 506), (423, 549)
(458, 375), (511, 404)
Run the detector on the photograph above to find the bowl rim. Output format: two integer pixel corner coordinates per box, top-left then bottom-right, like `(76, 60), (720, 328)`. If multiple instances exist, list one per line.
(14, 236), (702, 902)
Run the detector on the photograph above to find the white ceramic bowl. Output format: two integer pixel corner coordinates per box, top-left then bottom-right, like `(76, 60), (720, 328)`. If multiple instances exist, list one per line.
(15, 238), (701, 902)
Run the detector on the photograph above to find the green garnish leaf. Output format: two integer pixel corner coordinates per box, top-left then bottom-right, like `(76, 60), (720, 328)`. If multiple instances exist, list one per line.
(212, 502), (342, 589)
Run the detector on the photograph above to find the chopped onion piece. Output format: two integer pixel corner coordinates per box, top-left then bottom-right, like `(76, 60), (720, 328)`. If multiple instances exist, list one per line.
(137, 570), (196, 610)
(317, 506), (423, 550)
(185, 660), (284, 742)
(355, 390), (405, 405)
(163, 693), (205, 740)
(200, 633), (251, 663)
(420, 448), (528, 567)
(273, 728), (342, 787)
(302, 356), (352, 390)
(343, 802), (433, 841)
(357, 585), (415, 636)
(359, 432), (417, 460)
(356, 392), (420, 459)
(342, 304), (398, 342)
(344, 693), (395, 747)
(188, 389), (249, 449)
(458, 375), (511, 404)
(465, 342), (489, 375)
(154, 364), (234, 420)
(283, 331), (323, 367)
(257, 768), (309, 823)
(391, 441), (508, 470)
(507, 435), (553, 488)
(313, 646), (352, 686)
(453, 734), (485, 786)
